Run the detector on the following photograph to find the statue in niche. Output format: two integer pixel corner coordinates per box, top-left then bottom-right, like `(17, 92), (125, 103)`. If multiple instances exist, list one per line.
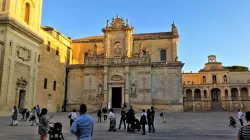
(98, 84), (103, 96)
(130, 84), (136, 97)
(114, 42), (122, 57)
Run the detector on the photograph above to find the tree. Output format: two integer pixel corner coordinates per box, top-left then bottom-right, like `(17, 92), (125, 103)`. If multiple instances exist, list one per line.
(224, 65), (249, 71)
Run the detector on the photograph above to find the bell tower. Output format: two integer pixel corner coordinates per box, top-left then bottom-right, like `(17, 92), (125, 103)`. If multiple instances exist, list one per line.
(208, 55), (216, 63)
(0, 0), (43, 32)
(102, 15), (134, 58)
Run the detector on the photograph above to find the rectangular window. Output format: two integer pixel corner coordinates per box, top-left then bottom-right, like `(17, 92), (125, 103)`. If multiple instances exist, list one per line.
(38, 55), (40, 62)
(47, 41), (50, 52)
(44, 78), (47, 89)
(53, 81), (56, 91)
(212, 75), (217, 84)
(56, 49), (59, 55)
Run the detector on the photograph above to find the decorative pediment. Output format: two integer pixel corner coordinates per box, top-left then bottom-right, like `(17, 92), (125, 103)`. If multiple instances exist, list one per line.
(110, 75), (124, 82)
(17, 77), (28, 88)
(16, 46), (31, 61)
(111, 16), (125, 29)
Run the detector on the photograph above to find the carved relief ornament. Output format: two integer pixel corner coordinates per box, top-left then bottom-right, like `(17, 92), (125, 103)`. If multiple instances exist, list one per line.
(16, 77), (28, 88)
(16, 46), (31, 61)
(110, 75), (123, 81)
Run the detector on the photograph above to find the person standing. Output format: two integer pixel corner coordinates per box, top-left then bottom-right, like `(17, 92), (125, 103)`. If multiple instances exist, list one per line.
(30, 106), (38, 126)
(146, 109), (152, 133)
(26, 109), (30, 121)
(69, 109), (77, 127)
(160, 109), (166, 123)
(140, 109), (147, 135)
(102, 108), (107, 123)
(70, 104), (94, 140)
(10, 106), (18, 126)
(238, 111), (250, 139)
(108, 108), (117, 131)
(238, 109), (244, 127)
(126, 106), (134, 132)
(37, 105), (41, 117)
(150, 106), (155, 133)
(118, 108), (126, 129)
(38, 108), (53, 140)
(97, 108), (102, 123)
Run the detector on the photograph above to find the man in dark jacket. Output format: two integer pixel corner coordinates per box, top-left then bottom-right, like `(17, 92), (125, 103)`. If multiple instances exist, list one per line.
(118, 108), (126, 129)
(126, 106), (134, 132)
(150, 106), (155, 133)
(140, 109), (147, 135)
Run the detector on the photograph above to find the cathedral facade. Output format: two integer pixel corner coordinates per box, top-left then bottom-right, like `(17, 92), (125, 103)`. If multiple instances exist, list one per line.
(68, 16), (184, 111)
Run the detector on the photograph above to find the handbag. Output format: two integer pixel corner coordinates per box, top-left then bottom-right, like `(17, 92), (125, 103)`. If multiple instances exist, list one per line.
(68, 113), (72, 119)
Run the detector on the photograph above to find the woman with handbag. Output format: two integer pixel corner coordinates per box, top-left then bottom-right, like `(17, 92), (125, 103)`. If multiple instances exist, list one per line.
(38, 108), (53, 140)
(30, 106), (38, 126)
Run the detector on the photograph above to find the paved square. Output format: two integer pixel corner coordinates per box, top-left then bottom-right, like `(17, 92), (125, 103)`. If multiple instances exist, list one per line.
(0, 111), (242, 140)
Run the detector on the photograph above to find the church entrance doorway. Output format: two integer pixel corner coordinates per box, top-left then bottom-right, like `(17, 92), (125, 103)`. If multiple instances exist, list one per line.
(18, 90), (26, 109)
(112, 87), (122, 108)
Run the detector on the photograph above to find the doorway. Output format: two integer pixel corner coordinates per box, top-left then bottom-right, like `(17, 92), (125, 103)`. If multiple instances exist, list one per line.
(18, 90), (26, 109)
(211, 88), (221, 111)
(112, 87), (122, 108)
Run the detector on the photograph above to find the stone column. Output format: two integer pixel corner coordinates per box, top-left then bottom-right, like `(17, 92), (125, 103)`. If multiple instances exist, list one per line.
(103, 66), (108, 107)
(122, 85), (125, 107)
(192, 89), (195, 111)
(238, 87), (243, 109)
(124, 66), (129, 105)
(220, 88), (225, 110)
(228, 89), (233, 111)
(108, 86), (112, 109)
(201, 88), (204, 111)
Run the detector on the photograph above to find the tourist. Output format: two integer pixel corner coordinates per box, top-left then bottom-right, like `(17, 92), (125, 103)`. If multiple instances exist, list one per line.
(20, 108), (27, 121)
(26, 109), (30, 121)
(147, 109), (152, 133)
(108, 108), (117, 132)
(140, 109), (147, 135)
(238, 109), (244, 126)
(30, 106), (38, 126)
(97, 108), (102, 123)
(118, 108), (126, 129)
(238, 111), (250, 139)
(10, 106), (18, 126)
(68, 109), (77, 127)
(70, 104), (94, 140)
(150, 106), (155, 133)
(37, 105), (41, 116)
(126, 105), (134, 132)
(160, 109), (166, 123)
(102, 108), (107, 123)
(38, 108), (53, 140)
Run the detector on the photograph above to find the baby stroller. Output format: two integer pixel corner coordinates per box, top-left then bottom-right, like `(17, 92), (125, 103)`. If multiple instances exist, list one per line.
(229, 116), (236, 128)
(108, 118), (117, 132)
(133, 118), (141, 131)
(48, 122), (64, 140)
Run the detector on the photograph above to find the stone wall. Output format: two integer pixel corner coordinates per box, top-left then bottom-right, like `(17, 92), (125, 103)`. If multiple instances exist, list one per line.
(229, 72), (250, 84)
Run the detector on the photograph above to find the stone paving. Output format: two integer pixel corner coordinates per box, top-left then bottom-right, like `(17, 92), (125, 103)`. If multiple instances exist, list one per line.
(0, 111), (244, 140)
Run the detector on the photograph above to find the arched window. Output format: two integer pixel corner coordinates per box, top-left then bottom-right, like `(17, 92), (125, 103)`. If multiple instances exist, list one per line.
(223, 75), (227, 83)
(24, 3), (30, 25)
(202, 76), (206, 83)
(160, 49), (166, 62)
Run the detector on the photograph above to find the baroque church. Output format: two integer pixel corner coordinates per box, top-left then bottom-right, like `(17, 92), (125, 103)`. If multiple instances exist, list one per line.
(0, 0), (249, 115)
(68, 16), (184, 111)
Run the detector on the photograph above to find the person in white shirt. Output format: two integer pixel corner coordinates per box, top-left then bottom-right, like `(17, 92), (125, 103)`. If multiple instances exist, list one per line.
(238, 109), (244, 126)
(108, 108), (117, 131)
(69, 109), (77, 127)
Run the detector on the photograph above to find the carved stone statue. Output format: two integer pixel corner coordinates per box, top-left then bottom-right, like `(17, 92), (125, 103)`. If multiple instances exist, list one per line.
(106, 20), (109, 28)
(131, 84), (136, 97)
(114, 42), (121, 56)
(98, 84), (103, 96)
(87, 49), (91, 57)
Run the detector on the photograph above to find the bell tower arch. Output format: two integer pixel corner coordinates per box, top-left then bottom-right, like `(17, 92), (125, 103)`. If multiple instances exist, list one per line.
(102, 15), (134, 58)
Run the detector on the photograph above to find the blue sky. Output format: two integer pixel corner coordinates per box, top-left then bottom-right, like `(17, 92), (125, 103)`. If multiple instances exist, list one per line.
(42, 0), (250, 72)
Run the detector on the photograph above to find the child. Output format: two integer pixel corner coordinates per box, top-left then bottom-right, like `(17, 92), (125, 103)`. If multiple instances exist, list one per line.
(160, 109), (166, 123)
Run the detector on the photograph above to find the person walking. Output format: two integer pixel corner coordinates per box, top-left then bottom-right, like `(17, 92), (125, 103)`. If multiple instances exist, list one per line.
(10, 106), (18, 126)
(238, 109), (244, 127)
(30, 106), (38, 126)
(68, 109), (77, 127)
(102, 108), (108, 123)
(108, 108), (117, 131)
(118, 108), (126, 129)
(97, 108), (102, 123)
(150, 106), (155, 133)
(160, 109), (166, 123)
(26, 109), (30, 121)
(38, 108), (53, 140)
(70, 104), (94, 140)
(140, 109), (147, 135)
(238, 111), (250, 139)
(37, 105), (41, 117)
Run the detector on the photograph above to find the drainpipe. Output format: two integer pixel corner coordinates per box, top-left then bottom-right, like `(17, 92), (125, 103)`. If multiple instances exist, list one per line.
(63, 68), (69, 112)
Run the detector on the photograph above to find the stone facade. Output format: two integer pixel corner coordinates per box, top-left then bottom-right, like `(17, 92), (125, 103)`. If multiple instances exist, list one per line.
(183, 55), (250, 112)
(68, 16), (184, 112)
(0, 0), (72, 115)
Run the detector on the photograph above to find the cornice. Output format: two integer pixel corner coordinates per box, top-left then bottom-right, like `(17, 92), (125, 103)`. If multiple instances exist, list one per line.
(0, 14), (44, 44)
